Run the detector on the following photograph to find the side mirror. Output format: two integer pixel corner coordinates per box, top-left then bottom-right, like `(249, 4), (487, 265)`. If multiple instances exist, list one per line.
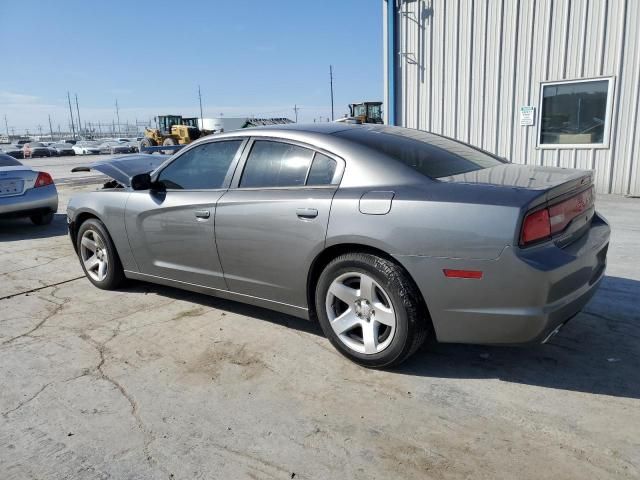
(130, 173), (151, 190)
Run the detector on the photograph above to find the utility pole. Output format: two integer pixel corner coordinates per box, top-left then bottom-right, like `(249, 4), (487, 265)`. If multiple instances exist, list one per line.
(115, 99), (121, 136)
(293, 104), (299, 123)
(75, 94), (82, 138)
(4, 114), (9, 139)
(48, 115), (54, 140)
(67, 92), (76, 139)
(198, 85), (204, 130)
(329, 65), (335, 121)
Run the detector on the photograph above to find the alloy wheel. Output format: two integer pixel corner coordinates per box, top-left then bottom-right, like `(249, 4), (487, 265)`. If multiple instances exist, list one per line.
(80, 229), (109, 282)
(325, 272), (397, 354)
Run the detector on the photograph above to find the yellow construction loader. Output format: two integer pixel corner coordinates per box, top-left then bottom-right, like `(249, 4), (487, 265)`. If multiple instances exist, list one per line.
(140, 115), (203, 153)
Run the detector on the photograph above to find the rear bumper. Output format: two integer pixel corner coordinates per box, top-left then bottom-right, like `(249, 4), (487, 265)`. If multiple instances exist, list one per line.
(0, 184), (58, 217)
(396, 213), (610, 344)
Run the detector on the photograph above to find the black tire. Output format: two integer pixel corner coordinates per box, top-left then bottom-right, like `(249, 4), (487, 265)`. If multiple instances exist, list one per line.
(315, 252), (429, 368)
(140, 137), (156, 154)
(30, 211), (54, 225)
(162, 137), (177, 155)
(76, 218), (125, 290)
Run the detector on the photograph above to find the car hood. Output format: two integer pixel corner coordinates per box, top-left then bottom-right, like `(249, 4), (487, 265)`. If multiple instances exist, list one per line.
(71, 154), (168, 187)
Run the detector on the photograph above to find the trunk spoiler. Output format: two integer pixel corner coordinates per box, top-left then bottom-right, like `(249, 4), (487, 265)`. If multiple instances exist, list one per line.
(71, 154), (168, 187)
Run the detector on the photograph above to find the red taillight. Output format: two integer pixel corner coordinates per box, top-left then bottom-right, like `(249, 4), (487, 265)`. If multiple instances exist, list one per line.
(520, 208), (551, 245)
(548, 187), (593, 235)
(520, 187), (594, 246)
(34, 171), (54, 188)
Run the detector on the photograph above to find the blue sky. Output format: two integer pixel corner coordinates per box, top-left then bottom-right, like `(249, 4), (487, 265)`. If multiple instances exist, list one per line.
(0, 0), (382, 131)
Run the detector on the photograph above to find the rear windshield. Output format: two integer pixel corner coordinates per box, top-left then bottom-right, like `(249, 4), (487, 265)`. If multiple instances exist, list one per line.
(0, 154), (21, 166)
(335, 127), (505, 178)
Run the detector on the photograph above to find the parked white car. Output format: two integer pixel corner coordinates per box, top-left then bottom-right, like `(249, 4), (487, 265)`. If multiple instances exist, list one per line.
(72, 141), (101, 155)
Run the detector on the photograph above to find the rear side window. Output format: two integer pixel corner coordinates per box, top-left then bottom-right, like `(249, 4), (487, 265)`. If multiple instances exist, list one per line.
(306, 153), (337, 185)
(158, 140), (242, 189)
(335, 127), (505, 178)
(240, 141), (314, 188)
(0, 154), (21, 166)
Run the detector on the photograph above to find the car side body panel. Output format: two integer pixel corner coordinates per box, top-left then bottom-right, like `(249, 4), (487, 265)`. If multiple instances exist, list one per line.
(67, 191), (137, 271)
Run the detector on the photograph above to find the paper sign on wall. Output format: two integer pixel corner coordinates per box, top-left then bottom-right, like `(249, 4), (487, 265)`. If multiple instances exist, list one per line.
(520, 106), (535, 126)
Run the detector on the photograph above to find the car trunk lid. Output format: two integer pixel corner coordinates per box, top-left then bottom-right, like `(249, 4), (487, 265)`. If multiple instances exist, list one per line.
(440, 163), (595, 247)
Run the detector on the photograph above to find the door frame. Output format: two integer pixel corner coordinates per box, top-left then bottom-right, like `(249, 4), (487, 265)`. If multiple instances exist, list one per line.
(149, 136), (251, 190)
(228, 136), (346, 190)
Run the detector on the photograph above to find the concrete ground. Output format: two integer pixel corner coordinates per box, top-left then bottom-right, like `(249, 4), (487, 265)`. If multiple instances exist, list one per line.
(1, 162), (639, 479)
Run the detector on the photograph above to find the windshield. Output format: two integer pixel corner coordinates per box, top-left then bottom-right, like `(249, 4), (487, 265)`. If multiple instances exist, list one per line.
(336, 127), (505, 178)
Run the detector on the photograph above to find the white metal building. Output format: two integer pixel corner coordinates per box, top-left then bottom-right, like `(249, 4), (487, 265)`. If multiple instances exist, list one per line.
(383, 0), (640, 195)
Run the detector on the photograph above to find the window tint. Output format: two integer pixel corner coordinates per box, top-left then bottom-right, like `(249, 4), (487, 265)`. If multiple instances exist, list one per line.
(540, 79), (610, 145)
(240, 141), (314, 188)
(335, 127), (504, 178)
(158, 140), (242, 189)
(0, 153), (21, 166)
(306, 153), (337, 185)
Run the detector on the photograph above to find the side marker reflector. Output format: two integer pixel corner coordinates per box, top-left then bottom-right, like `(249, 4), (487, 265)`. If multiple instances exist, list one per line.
(443, 269), (483, 279)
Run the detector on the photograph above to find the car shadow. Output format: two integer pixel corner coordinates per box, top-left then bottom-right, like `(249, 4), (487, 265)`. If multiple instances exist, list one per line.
(124, 281), (324, 338)
(0, 213), (68, 241)
(125, 275), (639, 399)
(399, 275), (640, 400)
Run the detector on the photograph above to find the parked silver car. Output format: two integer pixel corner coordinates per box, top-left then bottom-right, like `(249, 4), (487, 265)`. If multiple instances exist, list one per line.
(0, 153), (58, 225)
(67, 124), (609, 367)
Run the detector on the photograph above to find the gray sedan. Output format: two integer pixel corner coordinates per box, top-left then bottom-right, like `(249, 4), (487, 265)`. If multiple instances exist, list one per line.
(67, 124), (609, 367)
(0, 153), (58, 225)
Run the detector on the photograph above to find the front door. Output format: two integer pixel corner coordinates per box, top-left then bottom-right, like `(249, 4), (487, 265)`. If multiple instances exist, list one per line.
(216, 139), (342, 307)
(125, 139), (245, 289)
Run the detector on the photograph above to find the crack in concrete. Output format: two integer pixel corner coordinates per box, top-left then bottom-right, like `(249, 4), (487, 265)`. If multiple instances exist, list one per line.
(78, 321), (169, 476)
(1, 285), (71, 346)
(1, 382), (52, 418)
(0, 275), (85, 301)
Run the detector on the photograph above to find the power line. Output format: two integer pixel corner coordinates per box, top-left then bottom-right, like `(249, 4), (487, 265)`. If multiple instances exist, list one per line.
(67, 92), (76, 140)
(198, 85), (204, 129)
(115, 99), (121, 136)
(329, 65), (335, 121)
(75, 94), (82, 137)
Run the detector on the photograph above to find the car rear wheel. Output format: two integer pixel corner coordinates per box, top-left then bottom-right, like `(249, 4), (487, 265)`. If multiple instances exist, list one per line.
(30, 211), (54, 225)
(77, 218), (125, 290)
(315, 252), (429, 368)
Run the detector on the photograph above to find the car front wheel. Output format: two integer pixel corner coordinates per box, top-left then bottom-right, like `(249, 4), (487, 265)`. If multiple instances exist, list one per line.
(315, 252), (429, 368)
(77, 218), (125, 290)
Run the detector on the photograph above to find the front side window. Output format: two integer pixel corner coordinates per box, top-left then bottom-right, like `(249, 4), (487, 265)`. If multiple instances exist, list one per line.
(540, 79), (611, 145)
(158, 140), (242, 189)
(240, 141), (314, 188)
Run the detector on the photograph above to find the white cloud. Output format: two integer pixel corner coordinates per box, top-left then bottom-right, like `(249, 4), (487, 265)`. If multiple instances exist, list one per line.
(0, 91), (40, 105)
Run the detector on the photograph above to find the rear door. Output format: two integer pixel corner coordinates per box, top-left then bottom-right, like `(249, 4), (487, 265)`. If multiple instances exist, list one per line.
(125, 139), (246, 289)
(215, 138), (343, 308)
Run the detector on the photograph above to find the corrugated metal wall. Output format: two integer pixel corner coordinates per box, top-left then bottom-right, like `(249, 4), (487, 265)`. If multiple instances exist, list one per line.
(389, 0), (640, 195)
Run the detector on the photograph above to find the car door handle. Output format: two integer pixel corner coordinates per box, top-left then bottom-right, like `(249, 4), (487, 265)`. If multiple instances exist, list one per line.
(296, 208), (318, 219)
(194, 209), (211, 219)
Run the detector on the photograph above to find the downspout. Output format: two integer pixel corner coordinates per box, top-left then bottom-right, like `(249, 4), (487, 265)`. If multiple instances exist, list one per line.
(387, 0), (397, 126)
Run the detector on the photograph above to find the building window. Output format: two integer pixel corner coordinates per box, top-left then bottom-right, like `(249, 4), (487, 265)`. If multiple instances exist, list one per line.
(539, 78), (613, 147)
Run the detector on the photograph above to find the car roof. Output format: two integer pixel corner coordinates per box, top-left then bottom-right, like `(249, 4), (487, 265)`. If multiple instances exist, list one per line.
(186, 123), (434, 189)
